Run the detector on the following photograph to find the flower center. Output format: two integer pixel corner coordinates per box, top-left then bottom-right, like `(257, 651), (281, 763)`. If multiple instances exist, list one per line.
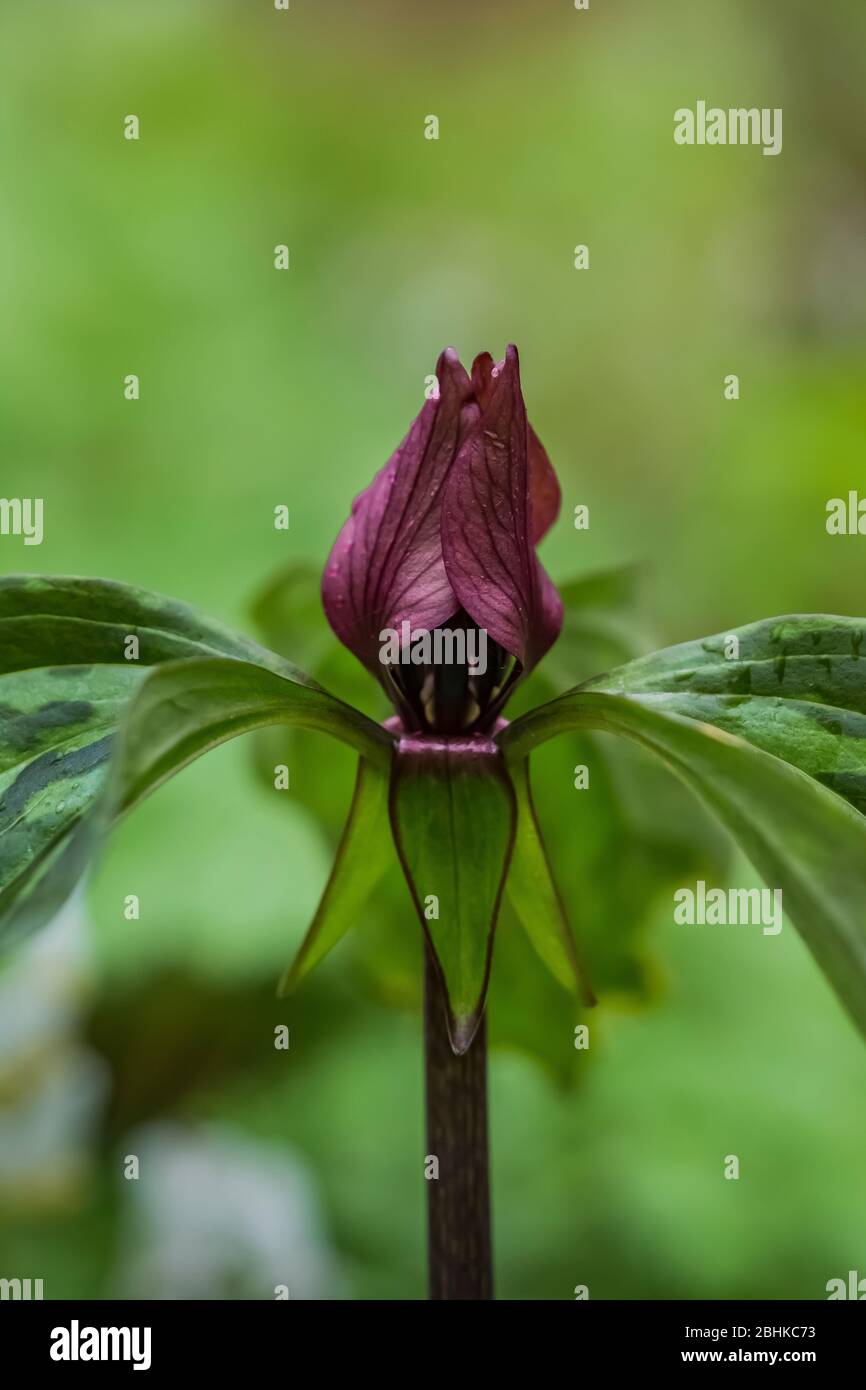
(382, 610), (514, 735)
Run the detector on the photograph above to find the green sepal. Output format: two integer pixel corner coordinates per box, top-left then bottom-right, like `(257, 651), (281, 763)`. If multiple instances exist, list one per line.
(506, 758), (594, 1003)
(278, 756), (393, 993)
(389, 736), (516, 1054)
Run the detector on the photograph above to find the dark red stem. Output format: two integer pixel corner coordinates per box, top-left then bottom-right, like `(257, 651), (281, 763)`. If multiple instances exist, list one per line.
(423, 942), (493, 1300)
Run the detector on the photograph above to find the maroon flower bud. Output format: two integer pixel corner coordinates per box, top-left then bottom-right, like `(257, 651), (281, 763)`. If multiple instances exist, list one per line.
(322, 345), (562, 735)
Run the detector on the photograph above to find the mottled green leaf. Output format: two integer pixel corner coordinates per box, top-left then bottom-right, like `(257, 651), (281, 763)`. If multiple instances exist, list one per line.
(586, 614), (866, 812)
(501, 689), (866, 1043)
(0, 575), (392, 947)
(0, 573), (296, 673)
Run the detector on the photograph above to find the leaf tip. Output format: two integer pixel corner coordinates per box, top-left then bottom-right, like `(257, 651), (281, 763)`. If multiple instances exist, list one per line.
(276, 962), (299, 998)
(447, 1007), (484, 1056)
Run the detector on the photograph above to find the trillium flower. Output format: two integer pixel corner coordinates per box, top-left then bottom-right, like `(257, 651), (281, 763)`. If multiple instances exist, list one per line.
(2, 351), (866, 1069)
(322, 344), (563, 734)
(321, 345), (574, 1049)
(4, 345), (866, 1301)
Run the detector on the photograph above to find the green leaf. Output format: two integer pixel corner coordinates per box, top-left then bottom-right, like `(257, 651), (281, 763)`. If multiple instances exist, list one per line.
(585, 614), (866, 812)
(501, 689), (866, 1043)
(505, 758), (593, 1002)
(109, 657), (391, 811)
(0, 573), (300, 672)
(389, 739), (516, 1053)
(0, 575), (392, 947)
(278, 756), (393, 993)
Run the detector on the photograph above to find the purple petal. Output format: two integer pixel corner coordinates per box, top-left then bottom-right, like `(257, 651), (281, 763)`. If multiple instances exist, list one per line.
(441, 345), (563, 673)
(471, 352), (561, 544)
(322, 350), (477, 673)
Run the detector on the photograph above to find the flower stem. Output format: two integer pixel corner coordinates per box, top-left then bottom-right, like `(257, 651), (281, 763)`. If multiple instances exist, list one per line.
(423, 941), (493, 1300)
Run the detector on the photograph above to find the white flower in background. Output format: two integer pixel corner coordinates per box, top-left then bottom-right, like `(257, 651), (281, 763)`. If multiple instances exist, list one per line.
(0, 895), (107, 1205)
(116, 1121), (343, 1300)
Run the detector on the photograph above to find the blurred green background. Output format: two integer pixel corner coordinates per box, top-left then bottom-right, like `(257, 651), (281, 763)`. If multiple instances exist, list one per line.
(1, 0), (865, 1299)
